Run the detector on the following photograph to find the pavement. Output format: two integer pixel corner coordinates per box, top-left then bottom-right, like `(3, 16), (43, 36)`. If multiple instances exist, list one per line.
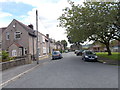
(97, 56), (118, 65)
(1, 55), (50, 86)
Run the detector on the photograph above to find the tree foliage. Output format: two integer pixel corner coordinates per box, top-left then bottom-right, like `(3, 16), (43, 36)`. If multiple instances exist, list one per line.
(61, 40), (68, 49)
(58, 1), (120, 55)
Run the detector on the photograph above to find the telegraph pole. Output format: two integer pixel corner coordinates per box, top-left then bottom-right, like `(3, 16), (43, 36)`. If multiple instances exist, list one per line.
(36, 10), (39, 64)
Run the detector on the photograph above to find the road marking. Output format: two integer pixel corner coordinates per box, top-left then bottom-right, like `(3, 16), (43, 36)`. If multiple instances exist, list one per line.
(0, 61), (50, 87)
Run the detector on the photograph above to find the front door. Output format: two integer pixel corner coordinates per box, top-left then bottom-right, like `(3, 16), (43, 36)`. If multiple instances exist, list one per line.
(19, 47), (24, 56)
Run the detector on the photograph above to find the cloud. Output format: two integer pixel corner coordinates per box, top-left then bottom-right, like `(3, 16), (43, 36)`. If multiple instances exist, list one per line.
(14, 0), (71, 40)
(0, 0), (84, 45)
(0, 11), (12, 18)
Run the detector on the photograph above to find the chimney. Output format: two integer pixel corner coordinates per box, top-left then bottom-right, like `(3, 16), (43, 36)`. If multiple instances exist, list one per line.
(46, 34), (49, 39)
(28, 24), (34, 29)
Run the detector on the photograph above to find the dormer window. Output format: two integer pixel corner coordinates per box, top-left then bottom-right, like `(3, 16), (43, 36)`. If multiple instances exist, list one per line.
(14, 31), (21, 39)
(6, 32), (10, 40)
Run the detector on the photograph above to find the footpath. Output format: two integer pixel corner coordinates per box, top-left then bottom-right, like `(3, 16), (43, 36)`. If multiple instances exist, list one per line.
(1, 55), (50, 87)
(98, 56), (119, 65)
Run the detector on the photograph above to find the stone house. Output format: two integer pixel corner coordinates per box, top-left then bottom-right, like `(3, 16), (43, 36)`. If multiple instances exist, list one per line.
(1, 19), (57, 60)
(38, 32), (49, 57)
(2, 19), (36, 59)
(49, 38), (56, 53)
(0, 27), (7, 52)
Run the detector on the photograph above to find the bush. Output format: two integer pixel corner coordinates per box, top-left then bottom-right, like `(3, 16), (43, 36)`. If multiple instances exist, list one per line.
(2, 51), (9, 60)
(1, 51), (14, 62)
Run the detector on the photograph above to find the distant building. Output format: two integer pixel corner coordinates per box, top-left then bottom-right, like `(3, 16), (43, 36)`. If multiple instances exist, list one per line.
(89, 45), (105, 52)
(70, 44), (82, 51)
(111, 40), (120, 52)
(89, 40), (120, 52)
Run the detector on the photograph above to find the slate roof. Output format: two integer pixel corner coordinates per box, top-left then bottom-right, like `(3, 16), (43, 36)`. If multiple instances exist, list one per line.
(0, 27), (7, 33)
(14, 19), (36, 37)
(14, 43), (23, 47)
(9, 43), (23, 48)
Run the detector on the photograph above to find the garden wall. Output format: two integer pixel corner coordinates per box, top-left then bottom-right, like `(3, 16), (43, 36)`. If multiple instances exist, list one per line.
(1, 54), (32, 71)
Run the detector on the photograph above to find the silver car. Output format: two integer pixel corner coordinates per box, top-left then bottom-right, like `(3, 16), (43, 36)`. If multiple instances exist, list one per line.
(51, 51), (63, 60)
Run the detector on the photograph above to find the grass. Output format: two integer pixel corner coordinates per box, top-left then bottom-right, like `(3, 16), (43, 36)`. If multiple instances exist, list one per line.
(96, 52), (120, 61)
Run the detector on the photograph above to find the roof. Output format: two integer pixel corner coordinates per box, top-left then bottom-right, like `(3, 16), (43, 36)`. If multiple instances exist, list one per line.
(14, 43), (23, 47)
(38, 31), (48, 39)
(0, 27), (7, 33)
(10, 43), (23, 48)
(13, 19), (36, 37)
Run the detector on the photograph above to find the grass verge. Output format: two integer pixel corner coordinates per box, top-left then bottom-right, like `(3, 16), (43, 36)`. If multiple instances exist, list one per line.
(96, 52), (120, 61)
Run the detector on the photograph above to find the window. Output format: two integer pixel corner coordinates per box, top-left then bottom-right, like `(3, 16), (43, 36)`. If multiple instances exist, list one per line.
(24, 48), (27, 55)
(42, 36), (45, 43)
(6, 32), (10, 40)
(43, 47), (46, 54)
(38, 48), (41, 56)
(14, 31), (21, 39)
(12, 50), (17, 56)
(38, 36), (40, 42)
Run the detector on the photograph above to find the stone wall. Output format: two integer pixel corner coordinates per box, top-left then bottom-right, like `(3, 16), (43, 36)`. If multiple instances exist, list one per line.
(1, 54), (32, 71)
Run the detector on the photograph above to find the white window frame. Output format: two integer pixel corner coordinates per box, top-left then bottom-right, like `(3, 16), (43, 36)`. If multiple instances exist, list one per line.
(24, 48), (27, 55)
(43, 47), (46, 54)
(42, 36), (45, 43)
(12, 50), (17, 57)
(14, 31), (21, 40)
(6, 32), (10, 40)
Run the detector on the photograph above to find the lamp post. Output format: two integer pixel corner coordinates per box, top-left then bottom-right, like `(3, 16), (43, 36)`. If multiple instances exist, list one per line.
(36, 10), (39, 64)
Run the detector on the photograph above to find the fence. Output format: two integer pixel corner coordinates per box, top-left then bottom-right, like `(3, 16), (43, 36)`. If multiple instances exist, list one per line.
(1, 54), (32, 71)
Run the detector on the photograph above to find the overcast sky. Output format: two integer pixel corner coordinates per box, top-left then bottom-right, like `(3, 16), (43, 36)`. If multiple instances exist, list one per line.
(0, 0), (86, 46)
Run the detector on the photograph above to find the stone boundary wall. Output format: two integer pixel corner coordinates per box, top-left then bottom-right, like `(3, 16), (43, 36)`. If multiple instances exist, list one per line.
(1, 54), (32, 71)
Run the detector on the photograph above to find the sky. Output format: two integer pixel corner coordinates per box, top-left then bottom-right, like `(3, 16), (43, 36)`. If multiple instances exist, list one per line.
(0, 0), (85, 47)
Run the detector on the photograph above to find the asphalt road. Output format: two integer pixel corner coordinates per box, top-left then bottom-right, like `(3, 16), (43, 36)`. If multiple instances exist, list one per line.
(3, 52), (118, 88)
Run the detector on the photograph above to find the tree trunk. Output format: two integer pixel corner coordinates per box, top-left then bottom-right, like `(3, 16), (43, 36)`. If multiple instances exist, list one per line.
(105, 43), (112, 55)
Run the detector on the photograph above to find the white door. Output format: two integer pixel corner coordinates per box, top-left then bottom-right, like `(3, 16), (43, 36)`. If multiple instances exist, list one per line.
(19, 48), (22, 56)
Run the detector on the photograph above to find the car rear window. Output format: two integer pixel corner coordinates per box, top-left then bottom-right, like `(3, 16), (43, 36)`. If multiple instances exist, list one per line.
(53, 51), (59, 54)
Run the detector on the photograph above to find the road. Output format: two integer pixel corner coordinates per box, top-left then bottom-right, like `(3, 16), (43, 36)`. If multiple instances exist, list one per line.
(3, 52), (118, 88)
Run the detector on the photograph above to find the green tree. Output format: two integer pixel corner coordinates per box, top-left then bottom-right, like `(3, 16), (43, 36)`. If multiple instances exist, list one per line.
(61, 40), (68, 50)
(58, 1), (119, 55)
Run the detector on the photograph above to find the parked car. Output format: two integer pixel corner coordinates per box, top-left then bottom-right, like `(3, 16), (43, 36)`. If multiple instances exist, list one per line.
(65, 50), (69, 53)
(76, 50), (84, 56)
(74, 50), (79, 54)
(82, 50), (98, 61)
(51, 51), (63, 60)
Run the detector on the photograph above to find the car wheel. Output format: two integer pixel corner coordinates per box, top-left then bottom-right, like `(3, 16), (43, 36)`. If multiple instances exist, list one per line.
(82, 57), (84, 60)
(51, 57), (53, 60)
(83, 58), (86, 61)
